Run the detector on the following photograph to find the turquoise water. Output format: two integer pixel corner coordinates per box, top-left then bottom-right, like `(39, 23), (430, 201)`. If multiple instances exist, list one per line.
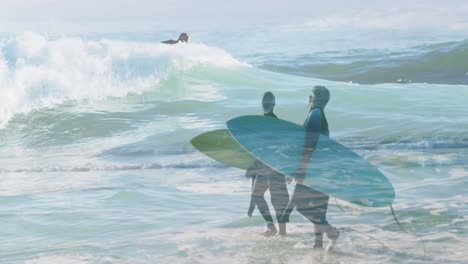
(0, 27), (467, 263)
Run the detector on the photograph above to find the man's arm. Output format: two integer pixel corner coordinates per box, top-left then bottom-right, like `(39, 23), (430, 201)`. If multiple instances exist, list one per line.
(161, 39), (178, 44)
(296, 109), (322, 183)
(245, 160), (261, 178)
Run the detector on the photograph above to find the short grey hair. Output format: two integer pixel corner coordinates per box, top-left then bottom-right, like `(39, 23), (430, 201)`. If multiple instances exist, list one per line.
(311, 86), (330, 108)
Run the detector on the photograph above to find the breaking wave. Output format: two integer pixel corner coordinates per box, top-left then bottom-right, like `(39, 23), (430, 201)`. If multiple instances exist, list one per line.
(259, 39), (468, 85)
(0, 32), (246, 128)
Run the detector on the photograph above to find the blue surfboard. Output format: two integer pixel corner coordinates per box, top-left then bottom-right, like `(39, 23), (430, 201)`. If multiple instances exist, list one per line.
(227, 115), (395, 208)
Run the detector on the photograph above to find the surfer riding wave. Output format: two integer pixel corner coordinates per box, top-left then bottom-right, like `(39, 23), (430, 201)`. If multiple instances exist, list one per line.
(161, 32), (190, 44)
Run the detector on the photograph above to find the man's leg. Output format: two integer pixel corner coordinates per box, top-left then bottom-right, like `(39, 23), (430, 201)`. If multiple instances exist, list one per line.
(294, 184), (336, 248)
(252, 175), (276, 235)
(269, 174), (290, 236)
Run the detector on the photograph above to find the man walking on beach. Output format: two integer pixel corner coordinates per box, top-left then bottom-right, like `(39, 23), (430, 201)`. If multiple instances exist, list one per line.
(281, 86), (340, 250)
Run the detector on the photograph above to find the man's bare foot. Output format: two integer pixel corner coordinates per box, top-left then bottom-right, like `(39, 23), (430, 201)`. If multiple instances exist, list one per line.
(277, 223), (287, 237)
(262, 222), (277, 237)
(325, 226), (340, 252)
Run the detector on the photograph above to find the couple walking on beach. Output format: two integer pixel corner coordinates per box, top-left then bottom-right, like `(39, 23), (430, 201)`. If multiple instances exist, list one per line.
(246, 86), (339, 250)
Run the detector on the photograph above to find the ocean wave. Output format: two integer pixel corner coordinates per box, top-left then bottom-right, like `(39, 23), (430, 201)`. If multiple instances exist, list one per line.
(341, 136), (468, 151)
(107, 190), (153, 203)
(259, 39), (468, 85)
(0, 162), (162, 173)
(24, 255), (96, 264)
(0, 159), (229, 174)
(0, 32), (246, 128)
(278, 6), (468, 32)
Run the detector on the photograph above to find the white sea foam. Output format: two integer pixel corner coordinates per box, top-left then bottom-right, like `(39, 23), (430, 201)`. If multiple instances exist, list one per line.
(24, 255), (117, 264)
(449, 167), (468, 179)
(0, 32), (246, 128)
(177, 181), (248, 195)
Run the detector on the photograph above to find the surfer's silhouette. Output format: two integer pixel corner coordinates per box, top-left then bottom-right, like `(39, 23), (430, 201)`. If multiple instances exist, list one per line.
(245, 92), (290, 236)
(280, 86), (340, 250)
(161, 33), (189, 44)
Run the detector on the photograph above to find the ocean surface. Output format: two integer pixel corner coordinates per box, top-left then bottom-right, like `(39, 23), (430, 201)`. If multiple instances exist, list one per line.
(0, 24), (467, 263)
